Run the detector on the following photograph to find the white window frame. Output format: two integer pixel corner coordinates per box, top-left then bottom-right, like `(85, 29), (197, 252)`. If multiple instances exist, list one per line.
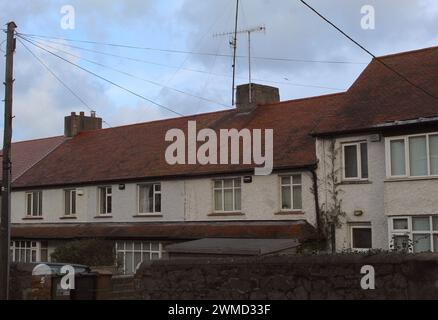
(280, 174), (303, 211)
(64, 189), (77, 216)
(213, 178), (242, 213)
(115, 241), (163, 275)
(10, 240), (42, 263)
(342, 141), (368, 181)
(137, 183), (162, 215)
(25, 191), (43, 217)
(99, 186), (112, 215)
(350, 225), (372, 251)
(388, 216), (438, 253)
(386, 132), (438, 179)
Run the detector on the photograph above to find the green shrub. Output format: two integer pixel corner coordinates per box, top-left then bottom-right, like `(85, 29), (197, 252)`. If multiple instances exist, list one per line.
(51, 239), (115, 267)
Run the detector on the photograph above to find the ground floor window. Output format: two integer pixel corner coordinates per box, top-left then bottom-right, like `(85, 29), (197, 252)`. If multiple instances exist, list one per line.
(10, 240), (48, 263)
(350, 224), (372, 250)
(115, 241), (163, 275)
(389, 216), (438, 253)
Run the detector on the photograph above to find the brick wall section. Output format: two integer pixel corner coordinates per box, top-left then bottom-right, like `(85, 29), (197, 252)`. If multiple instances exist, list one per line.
(135, 254), (438, 300)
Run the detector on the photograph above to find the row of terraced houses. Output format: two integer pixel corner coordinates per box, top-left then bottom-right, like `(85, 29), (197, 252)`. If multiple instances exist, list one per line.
(3, 46), (438, 274)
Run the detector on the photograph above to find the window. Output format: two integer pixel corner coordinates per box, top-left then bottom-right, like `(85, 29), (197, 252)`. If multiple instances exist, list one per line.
(387, 133), (438, 178)
(389, 216), (438, 253)
(351, 226), (372, 250)
(99, 187), (112, 215)
(116, 241), (163, 275)
(213, 178), (241, 212)
(25, 191), (42, 217)
(64, 189), (77, 216)
(280, 175), (303, 210)
(343, 142), (368, 180)
(138, 184), (161, 214)
(10, 241), (48, 263)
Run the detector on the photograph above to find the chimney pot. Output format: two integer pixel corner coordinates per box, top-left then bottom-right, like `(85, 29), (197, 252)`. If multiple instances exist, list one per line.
(65, 111), (103, 137)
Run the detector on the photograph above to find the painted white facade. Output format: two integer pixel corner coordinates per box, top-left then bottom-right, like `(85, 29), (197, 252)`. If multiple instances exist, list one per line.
(11, 171), (315, 225)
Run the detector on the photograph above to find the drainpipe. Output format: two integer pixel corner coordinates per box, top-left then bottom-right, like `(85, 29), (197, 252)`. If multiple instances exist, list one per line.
(310, 164), (322, 240)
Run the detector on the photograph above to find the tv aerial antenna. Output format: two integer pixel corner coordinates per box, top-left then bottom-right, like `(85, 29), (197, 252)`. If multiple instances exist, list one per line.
(213, 0), (266, 105)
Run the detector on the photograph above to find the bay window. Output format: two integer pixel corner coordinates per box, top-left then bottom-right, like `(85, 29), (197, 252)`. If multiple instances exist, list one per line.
(10, 241), (48, 263)
(116, 241), (163, 275)
(387, 133), (438, 178)
(389, 216), (438, 252)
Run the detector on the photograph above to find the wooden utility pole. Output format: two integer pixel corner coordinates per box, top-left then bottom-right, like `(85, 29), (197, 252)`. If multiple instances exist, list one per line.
(0, 21), (17, 300)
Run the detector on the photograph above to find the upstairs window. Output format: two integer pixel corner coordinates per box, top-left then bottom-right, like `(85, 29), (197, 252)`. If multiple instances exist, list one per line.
(138, 183), (161, 214)
(214, 178), (241, 212)
(343, 142), (368, 180)
(26, 191), (42, 217)
(64, 189), (77, 216)
(387, 133), (438, 178)
(99, 186), (112, 215)
(280, 175), (303, 211)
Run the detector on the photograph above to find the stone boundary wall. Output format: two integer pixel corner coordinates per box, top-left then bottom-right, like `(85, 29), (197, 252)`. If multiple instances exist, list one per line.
(135, 253), (438, 300)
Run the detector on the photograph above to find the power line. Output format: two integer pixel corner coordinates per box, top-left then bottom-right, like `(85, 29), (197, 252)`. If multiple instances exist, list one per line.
(17, 32), (367, 65)
(25, 37), (230, 108)
(298, 0), (438, 103)
(17, 37), (112, 129)
(18, 35), (185, 117)
(21, 35), (346, 91)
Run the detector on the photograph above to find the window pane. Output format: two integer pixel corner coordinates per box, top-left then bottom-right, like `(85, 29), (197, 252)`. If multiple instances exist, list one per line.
(139, 185), (151, 213)
(27, 194), (32, 216)
(391, 140), (406, 176)
(293, 186), (302, 210)
(155, 193), (161, 213)
(393, 235), (410, 252)
(71, 191), (76, 214)
(223, 179), (233, 188)
(134, 252), (142, 272)
(100, 188), (106, 213)
(151, 253), (160, 260)
(214, 181), (222, 189)
(413, 234), (431, 253)
(223, 189), (233, 211)
(64, 190), (70, 215)
(352, 228), (372, 249)
(234, 188), (241, 211)
(281, 186), (291, 210)
(344, 145), (358, 178)
(430, 135), (438, 175)
(125, 252), (133, 274)
(32, 192), (38, 216)
(281, 177), (290, 185)
(148, 185), (154, 212)
(107, 195), (112, 214)
(412, 217), (430, 231)
(360, 143), (368, 179)
(393, 218), (408, 230)
(151, 242), (160, 251)
(234, 178), (241, 188)
(38, 192), (42, 216)
(214, 190), (223, 211)
(434, 235), (438, 253)
(433, 217), (438, 231)
(292, 175), (302, 185)
(154, 184), (161, 192)
(409, 136), (427, 176)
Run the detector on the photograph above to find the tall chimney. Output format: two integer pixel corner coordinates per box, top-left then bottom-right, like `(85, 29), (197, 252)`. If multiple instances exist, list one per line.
(236, 83), (280, 113)
(65, 111), (103, 137)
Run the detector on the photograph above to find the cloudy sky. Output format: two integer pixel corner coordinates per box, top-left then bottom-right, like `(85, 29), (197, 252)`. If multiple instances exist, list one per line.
(0, 0), (437, 141)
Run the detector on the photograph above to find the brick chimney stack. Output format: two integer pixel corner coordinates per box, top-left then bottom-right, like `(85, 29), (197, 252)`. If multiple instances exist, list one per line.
(236, 83), (280, 113)
(64, 111), (103, 137)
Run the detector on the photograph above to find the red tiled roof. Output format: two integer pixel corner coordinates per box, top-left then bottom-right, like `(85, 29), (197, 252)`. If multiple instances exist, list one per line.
(313, 46), (438, 135)
(11, 220), (317, 241)
(8, 46), (438, 188)
(12, 93), (343, 188)
(0, 136), (65, 182)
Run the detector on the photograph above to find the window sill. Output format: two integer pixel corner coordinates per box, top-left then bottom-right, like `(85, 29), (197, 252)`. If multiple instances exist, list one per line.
(133, 214), (163, 218)
(22, 216), (44, 221)
(339, 180), (371, 185)
(385, 176), (438, 183)
(94, 215), (113, 219)
(208, 212), (245, 217)
(275, 211), (305, 216)
(60, 216), (78, 220)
